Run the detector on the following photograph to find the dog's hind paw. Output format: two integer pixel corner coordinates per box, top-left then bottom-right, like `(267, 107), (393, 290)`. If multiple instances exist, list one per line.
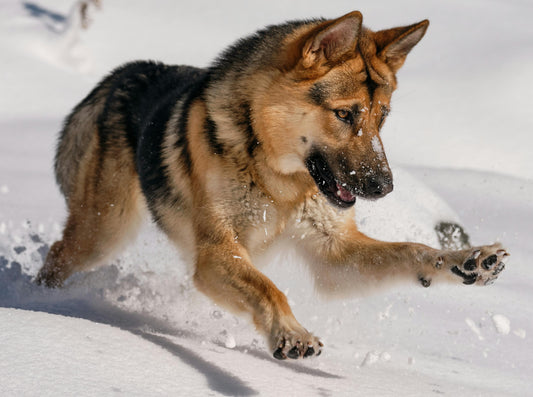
(447, 243), (508, 286)
(35, 266), (65, 288)
(271, 328), (323, 360)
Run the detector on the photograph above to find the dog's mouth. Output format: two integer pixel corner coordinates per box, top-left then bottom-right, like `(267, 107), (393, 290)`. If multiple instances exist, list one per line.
(305, 152), (356, 209)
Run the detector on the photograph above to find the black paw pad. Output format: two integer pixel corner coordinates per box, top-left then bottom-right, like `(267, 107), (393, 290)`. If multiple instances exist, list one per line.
(451, 266), (477, 285)
(273, 347), (286, 360)
(482, 255), (498, 270)
(462, 275), (477, 285)
(419, 276), (431, 288)
(288, 345), (300, 359)
(463, 258), (478, 271)
(451, 266), (466, 278)
(303, 346), (315, 358)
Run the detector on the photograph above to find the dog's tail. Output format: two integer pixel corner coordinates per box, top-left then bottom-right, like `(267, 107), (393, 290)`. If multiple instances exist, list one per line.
(54, 81), (109, 202)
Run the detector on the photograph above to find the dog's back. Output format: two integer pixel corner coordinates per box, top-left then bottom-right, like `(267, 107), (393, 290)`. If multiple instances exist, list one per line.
(55, 61), (206, 203)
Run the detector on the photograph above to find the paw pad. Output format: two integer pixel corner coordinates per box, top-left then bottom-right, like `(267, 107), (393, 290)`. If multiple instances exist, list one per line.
(452, 245), (508, 286)
(482, 255), (498, 270)
(418, 276), (431, 288)
(463, 258), (477, 271)
(451, 266), (477, 285)
(273, 336), (322, 360)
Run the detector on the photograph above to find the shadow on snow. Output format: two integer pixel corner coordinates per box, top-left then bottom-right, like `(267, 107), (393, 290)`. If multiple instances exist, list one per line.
(0, 252), (342, 395)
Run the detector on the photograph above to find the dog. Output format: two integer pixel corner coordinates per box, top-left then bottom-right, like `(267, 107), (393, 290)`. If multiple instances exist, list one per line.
(37, 11), (508, 360)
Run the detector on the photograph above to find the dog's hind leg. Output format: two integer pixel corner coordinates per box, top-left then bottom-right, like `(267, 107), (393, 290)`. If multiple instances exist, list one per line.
(36, 135), (145, 287)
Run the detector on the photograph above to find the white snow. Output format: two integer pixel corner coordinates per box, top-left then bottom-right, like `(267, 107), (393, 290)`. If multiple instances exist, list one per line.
(513, 329), (526, 340)
(371, 135), (385, 159)
(492, 314), (511, 335)
(1, 1), (532, 396)
(465, 317), (485, 341)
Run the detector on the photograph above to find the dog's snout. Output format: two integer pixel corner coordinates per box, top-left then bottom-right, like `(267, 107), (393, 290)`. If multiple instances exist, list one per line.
(365, 175), (393, 198)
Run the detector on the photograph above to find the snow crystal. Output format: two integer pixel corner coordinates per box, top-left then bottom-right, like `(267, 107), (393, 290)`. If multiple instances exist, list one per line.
(378, 304), (393, 320)
(465, 318), (484, 340)
(360, 351), (391, 367)
(513, 329), (526, 339)
(371, 136), (384, 159)
(224, 334), (236, 349)
(380, 352), (391, 362)
(360, 351), (380, 367)
(492, 314), (511, 335)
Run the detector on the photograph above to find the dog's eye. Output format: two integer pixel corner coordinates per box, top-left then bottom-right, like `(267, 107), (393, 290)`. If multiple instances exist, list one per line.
(334, 109), (354, 125)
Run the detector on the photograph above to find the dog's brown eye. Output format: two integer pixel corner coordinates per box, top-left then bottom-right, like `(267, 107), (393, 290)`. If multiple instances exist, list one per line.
(334, 109), (354, 125)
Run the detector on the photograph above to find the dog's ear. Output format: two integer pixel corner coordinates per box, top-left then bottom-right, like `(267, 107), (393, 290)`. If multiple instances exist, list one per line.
(374, 20), (429, 72)
(301, 11), (362, 69)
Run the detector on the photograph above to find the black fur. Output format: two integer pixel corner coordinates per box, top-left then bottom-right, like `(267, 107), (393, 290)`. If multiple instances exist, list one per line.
(240, 102), (261, 158)
(209, 19), (322, 82)
(308, 82), (327, 106)
(173, 72), (211, 174)
(204, 116), (225, 156)
(136, 65), (208, 222)
(91, 61), (209, 223)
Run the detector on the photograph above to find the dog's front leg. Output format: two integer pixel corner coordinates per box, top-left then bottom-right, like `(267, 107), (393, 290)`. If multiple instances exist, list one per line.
(193, 238), (323, 359)
(295, 200), (508, 294)
(300, 228), (508, 294)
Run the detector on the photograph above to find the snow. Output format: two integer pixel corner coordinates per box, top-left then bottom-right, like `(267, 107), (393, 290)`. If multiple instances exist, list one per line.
(1, 0), (532, 396)
(492, 314), (511, 336)
(370, 135), (385, 159)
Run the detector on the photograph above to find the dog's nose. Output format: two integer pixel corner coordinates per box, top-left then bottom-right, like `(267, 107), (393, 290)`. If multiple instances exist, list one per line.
(365, 175), (393, 198)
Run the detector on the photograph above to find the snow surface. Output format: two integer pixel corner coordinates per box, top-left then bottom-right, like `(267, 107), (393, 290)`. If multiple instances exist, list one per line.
(1, 1), (532, 396)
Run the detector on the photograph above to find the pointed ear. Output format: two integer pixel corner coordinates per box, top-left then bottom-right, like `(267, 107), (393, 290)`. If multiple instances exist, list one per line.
(301, 11), (362, 69)
(374, 20), (429, 72)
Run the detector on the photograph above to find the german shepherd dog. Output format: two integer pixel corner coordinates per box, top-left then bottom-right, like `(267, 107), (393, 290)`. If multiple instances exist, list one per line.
(37, 11), (508, 360)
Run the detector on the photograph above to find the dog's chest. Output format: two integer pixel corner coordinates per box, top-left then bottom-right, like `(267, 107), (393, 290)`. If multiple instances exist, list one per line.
(228, 182), (285, 254)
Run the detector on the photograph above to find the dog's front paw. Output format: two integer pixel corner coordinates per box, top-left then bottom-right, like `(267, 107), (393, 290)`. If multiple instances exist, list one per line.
(447, 244), (508, 286)
(271, 325), (323, 360)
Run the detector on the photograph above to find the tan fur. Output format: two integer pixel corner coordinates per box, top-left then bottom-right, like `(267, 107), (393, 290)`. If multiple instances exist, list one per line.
(38, 132), (146, 285)
(37, 12), (508, 360)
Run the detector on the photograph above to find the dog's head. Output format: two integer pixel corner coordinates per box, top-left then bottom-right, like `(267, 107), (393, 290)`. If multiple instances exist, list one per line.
(256, 12), (428, 208)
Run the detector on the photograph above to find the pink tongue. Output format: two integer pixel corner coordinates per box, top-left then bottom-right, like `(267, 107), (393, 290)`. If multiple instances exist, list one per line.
(336, 183), (355, 202)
